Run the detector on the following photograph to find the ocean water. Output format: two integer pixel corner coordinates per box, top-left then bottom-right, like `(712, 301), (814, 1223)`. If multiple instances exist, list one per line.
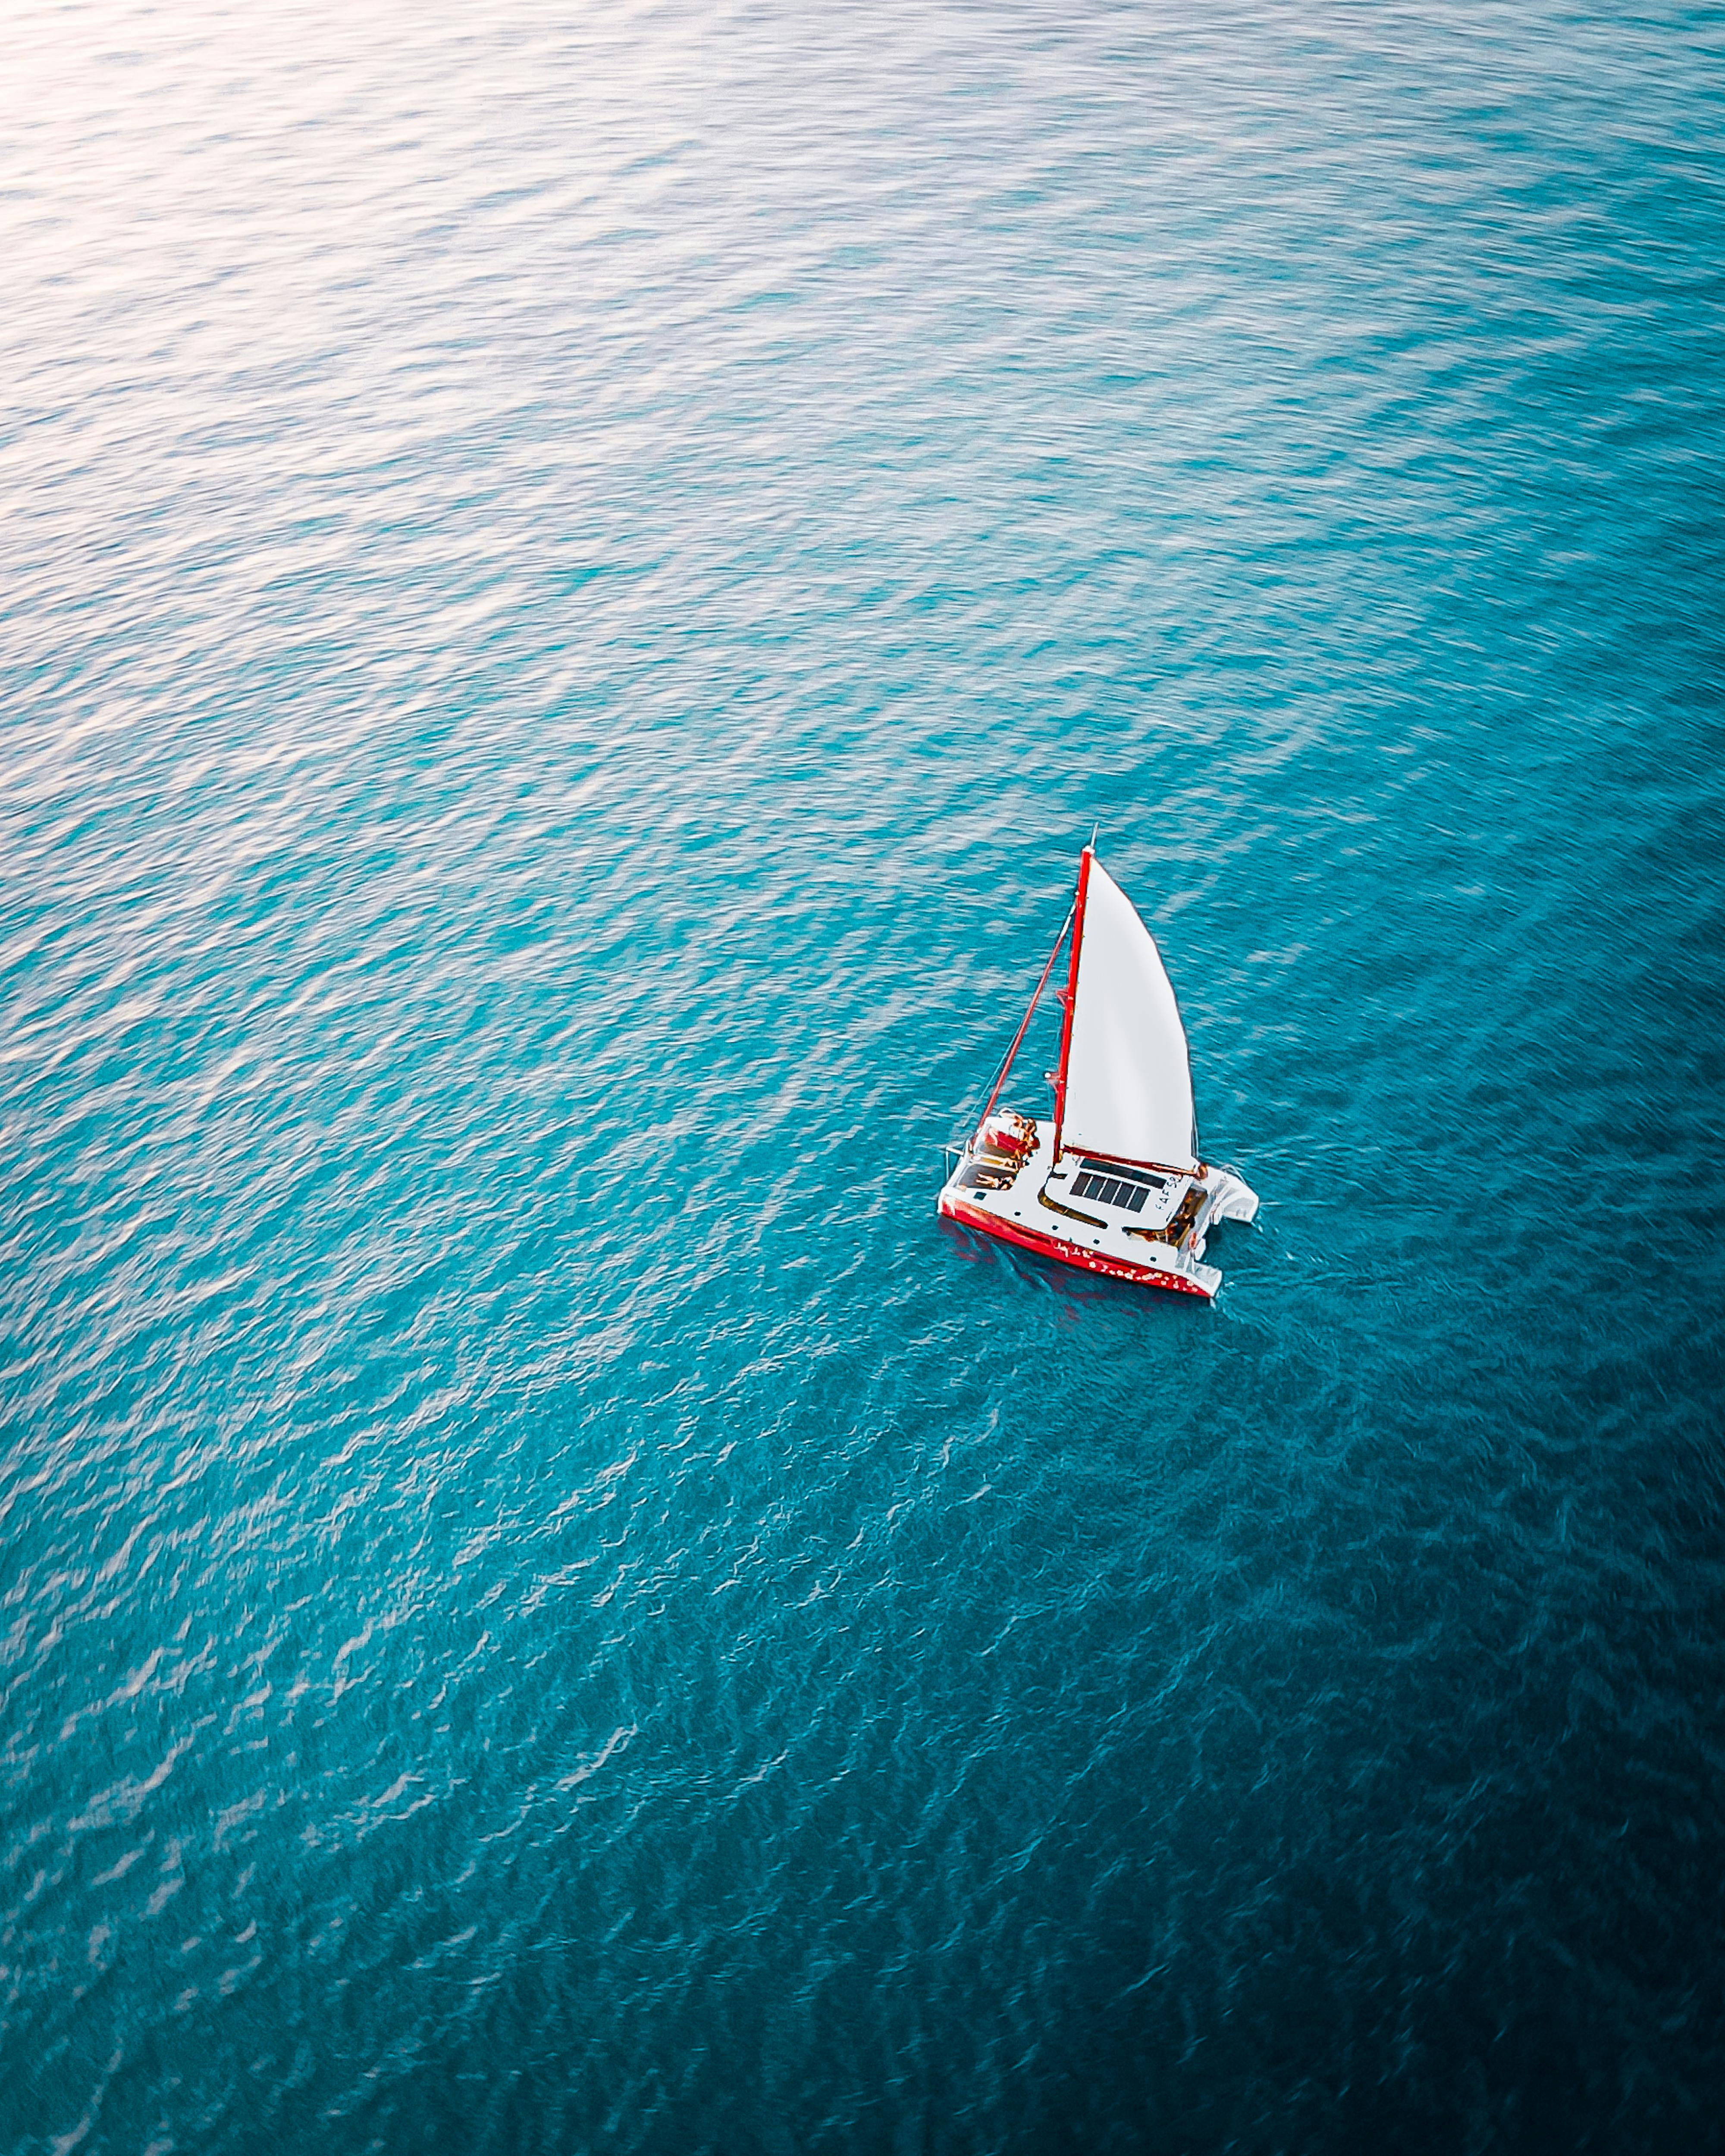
(3, 3), (1723, 2149)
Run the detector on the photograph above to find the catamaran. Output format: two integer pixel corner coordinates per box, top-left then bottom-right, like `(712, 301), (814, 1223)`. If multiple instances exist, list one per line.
(937, 846), (1257, 1300)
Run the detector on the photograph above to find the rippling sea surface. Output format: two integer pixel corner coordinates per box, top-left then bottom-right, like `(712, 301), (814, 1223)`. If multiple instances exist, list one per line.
(4, 3), (1723, 2149)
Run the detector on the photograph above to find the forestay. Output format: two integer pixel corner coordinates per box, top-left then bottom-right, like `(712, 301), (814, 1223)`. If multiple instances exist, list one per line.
(1059, 857), (1198, 1172)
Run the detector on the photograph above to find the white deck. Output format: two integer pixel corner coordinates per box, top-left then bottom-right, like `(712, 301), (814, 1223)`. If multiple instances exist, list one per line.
(937, 1111), (1257, 1299)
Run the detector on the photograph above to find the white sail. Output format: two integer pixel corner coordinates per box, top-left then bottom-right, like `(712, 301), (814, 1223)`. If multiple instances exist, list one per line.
(1059, 856), (1198, 1172)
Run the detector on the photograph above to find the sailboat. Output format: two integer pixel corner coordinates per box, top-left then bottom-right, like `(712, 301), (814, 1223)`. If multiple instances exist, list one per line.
(937, 846), (1258, 1300)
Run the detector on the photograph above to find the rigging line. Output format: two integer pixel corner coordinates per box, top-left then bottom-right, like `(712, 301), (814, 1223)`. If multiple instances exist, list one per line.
(972, 903), (1075, 1137)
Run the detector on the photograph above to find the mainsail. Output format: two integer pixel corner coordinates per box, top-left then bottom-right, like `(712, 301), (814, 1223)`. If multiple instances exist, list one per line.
(1054, 851), (1198, 1173)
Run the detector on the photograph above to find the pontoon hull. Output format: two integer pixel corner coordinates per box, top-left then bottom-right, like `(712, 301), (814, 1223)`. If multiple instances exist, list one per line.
(938, 1191), (1215, 1295)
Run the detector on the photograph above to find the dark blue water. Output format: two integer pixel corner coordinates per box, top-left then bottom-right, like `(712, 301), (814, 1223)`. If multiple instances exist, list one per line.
(4, 4), (1723, 2150)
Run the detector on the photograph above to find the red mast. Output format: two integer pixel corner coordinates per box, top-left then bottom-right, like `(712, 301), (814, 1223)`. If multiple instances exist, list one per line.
(1050, 846), (1093, 1164)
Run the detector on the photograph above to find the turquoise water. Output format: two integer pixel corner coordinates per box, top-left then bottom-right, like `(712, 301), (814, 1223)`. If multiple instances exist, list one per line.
(3, 4), (1723, 2149)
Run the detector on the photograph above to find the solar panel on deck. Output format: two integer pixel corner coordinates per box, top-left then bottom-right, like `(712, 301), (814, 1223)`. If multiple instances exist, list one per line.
(1079, 1159), (1165, 1188)
(1072, 1170), (1154, 1213)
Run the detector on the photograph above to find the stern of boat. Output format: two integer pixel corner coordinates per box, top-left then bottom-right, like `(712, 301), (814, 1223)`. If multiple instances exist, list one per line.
(1203, 1167), (1259, 1226)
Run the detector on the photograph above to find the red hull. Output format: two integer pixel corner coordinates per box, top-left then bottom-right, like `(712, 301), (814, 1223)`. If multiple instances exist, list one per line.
(937, 1194), (1212, 1298)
